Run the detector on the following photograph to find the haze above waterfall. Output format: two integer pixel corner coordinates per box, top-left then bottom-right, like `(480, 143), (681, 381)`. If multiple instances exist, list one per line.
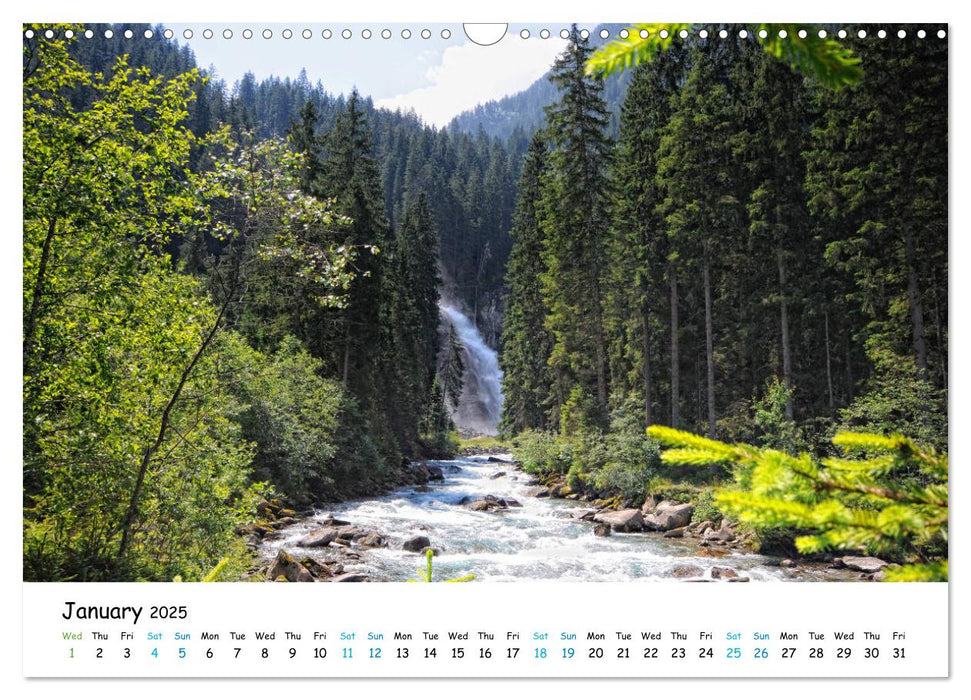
(440, 304), (504, 436)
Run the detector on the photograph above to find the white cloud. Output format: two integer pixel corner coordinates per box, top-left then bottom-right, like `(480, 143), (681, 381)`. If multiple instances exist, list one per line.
(376, 37), (568, 128)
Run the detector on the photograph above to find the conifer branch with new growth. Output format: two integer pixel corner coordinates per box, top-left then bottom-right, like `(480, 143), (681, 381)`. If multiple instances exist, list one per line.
(646, 426), (948, 582)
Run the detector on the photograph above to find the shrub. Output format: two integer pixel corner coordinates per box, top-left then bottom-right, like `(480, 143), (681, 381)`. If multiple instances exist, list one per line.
(513, 430), (574, 475)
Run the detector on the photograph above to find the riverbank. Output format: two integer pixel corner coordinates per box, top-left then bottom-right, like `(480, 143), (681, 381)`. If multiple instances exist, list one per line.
(247, 454), (877, 583)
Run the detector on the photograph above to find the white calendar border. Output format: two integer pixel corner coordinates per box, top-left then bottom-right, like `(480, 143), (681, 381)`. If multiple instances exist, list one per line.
(4, 0), (963, 696)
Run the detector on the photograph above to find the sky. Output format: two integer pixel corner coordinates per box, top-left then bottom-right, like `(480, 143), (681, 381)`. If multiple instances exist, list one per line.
(164, 23), (577, 127)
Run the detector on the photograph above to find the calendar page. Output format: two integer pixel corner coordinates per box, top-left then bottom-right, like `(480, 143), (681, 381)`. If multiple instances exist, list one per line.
(17, 1), (955, 692)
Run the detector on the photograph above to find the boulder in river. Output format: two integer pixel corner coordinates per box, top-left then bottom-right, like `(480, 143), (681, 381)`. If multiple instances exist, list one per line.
(402, 535), (431, 552)
(357, 532), (387, 548)
(593, 509), (643, 532)
(297, 527), (339, 548)
(641, 497), (661, 515)
(594, 523), (611, 537)
(266, 550), (315, 582)
(837, 556), (889, 573)
(490, 471), (506, 479)
(647, 503), (694, 531)
(670, 564), (705, 579)
(710, 565), (740, 579)
(663, 527), (686, 538)
(526, 486), (551, 498)
(331, 572), (369, 583)
(427, 466), (445, 481)
(702, 522), (735, 543)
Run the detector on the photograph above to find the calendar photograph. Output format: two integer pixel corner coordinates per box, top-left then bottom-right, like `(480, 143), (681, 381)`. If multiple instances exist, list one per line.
(22, 22), (948, 593)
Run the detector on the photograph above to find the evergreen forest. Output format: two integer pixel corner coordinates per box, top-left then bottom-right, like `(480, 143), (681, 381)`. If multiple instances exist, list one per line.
(23, 23), (947, 582)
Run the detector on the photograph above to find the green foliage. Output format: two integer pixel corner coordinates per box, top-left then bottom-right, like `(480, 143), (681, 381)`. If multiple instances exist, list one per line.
(407, 549), (476, 583)
(224, 335), (343, 502)
(691, 490), (723, 525)
(837, 347), (946, 452)
(513, 430), (575, 476)
(649, 426), (948, 581)
(587, 24), (862, 90)
(752, 377), (807, 453)
(584, 24), (691, 78)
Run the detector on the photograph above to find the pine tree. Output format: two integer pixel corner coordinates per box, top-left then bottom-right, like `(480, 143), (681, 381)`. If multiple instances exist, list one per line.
(500, 135), (554, 433)
(540, 24), (613, 426)
(607, 47), (686, 428)
(657, 38), (742, 438)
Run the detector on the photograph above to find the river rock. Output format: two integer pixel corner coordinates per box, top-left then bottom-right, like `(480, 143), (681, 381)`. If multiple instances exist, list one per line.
(670, 564), (705, 579)
(691, 520), (714, 535)
(402, 535), (431, 552)
(526, 486), (551, 498)
(550, 484), (572, 498)
(838, 556), (889, 573)
(703, 522), (735, 543)
(505, 498), (523, 507)
(488, 456), (514, 464)
(594, 523), (611, 537)
(710, 566), (739, 579)
(266, 550), (314, 582)
(640, 495), (658, 514)
(297, 527), (339, 548)
(571, 509), (599, 521)
(427, 466), (444, 481)
(593, 509), (643, 532)
(663, 527), (686, 538)
(467, 500), (491, 511)
(490, 471), (506, 479)
(651, 503), (694, 531)
(726, 577), (751, 582)
(357, 532), (387, 548)
(331, 572), (369, 583)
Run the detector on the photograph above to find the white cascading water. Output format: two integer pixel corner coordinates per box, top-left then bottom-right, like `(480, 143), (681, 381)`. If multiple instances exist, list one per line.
(439, 304), (503, 436)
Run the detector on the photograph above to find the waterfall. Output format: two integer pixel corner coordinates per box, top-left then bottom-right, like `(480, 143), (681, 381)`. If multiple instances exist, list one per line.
(440, 304), (503, 436)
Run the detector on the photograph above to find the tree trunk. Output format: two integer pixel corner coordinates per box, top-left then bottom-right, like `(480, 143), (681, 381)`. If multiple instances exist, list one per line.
(116, 296), (231, 566)
(824, 308), (835, 412)
(777, 249), (794, 419)
(641, 303), (653, 427)
(342, 327), (351, 386)
(669, 264), (680, 428)
(905, 229), (928, 374)
(591, 276), (609, 420)
(931, 271), (946, 389)
(23, 215), (58, 368)
(844, 334), (855, 403)
(703, 243), (716, 438)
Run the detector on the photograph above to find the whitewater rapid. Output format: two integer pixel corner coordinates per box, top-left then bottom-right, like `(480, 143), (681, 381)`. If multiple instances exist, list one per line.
(262, 455), (837, 582)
